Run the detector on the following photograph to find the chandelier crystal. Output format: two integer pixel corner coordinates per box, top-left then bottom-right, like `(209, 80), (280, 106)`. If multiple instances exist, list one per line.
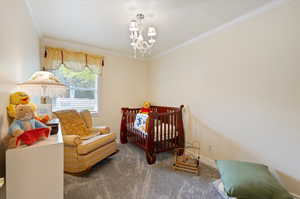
(129, 13), (157, 58)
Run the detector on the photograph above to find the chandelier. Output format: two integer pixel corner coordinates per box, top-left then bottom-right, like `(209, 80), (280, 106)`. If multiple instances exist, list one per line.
(129, 13), (157, 58)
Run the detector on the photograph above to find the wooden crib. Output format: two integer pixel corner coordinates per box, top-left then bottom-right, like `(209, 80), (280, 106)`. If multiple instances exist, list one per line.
(120, 105), (185, 164)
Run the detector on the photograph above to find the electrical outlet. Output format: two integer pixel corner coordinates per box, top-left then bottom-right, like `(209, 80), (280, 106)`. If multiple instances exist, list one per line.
(208, 145), (213, 152)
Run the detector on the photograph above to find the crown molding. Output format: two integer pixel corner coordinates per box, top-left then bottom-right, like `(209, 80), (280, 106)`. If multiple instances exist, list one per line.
(25, 0), (289, 62)
(24, 1), (147, 61)
(24, 0), (42, 37)
(151, 0), (288, 60)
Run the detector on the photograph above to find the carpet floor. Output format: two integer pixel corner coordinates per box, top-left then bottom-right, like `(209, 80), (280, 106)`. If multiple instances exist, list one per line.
(64, 144), (223, 199)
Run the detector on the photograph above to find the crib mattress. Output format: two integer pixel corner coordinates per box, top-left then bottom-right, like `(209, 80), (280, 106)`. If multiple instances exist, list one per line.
(130, 124), (178, 141)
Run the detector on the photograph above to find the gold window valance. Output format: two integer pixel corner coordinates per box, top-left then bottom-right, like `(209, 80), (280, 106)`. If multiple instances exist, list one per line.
(43, 47), (104, 75)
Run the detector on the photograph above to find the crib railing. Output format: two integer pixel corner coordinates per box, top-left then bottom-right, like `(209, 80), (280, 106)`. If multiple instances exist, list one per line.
(120, 105), (185, 153)
(149, 109), (185, 153)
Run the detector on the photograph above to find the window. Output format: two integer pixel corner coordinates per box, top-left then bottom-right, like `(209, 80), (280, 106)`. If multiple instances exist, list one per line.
(51, 66), (98, 112)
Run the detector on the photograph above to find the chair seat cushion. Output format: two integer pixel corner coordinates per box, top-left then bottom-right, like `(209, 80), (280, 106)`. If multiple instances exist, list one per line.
(216, 160), (293, 199)
(77, 132), (116, 155)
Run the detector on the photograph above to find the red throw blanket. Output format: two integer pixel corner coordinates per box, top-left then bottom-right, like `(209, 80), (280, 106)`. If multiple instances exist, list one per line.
(16, 128), (50, 146)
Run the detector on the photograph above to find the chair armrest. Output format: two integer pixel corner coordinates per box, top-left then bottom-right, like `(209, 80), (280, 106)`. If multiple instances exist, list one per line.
(90, 126), (110, 134)
(63, 135), (82, 146)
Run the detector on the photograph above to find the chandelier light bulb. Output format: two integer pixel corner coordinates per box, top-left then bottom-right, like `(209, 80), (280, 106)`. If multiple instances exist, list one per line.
(130, 42), (135, 46)
(129, 32), (134, 39)
(149, 38), (156, 44)
(129, 20), (138, 32)
(138, 34), (143, 41)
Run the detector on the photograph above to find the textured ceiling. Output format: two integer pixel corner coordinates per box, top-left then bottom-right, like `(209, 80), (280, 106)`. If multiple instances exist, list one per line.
(27, 0), (273, 57)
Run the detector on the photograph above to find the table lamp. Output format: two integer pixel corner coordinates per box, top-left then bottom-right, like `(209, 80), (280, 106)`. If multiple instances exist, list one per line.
(17, 71), (67, 104)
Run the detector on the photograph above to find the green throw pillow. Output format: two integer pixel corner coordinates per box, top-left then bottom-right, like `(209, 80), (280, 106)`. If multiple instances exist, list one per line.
(216, 160), (293, 199)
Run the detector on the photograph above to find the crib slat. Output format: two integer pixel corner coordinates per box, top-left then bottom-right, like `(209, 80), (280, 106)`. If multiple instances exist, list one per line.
(163, 114), (166, 151)
(167, 114), (170, 150)
(160, 115), (163, 151)
(158, 116), (161, 152)
(165, 113), (168, 150)
(174, 112), (177, 146)
(161, 115), (164, 152)
(155, 117), (158, 152)
(175, 112), (177, 146)
(143, 130), (145, 145)
(132, 111), (134, 137)
(171, 113), (173, 147)
(128, 111), (131, 133)
(176, 112), (179, 146)
(169, 113), (172, 148)
(162, 114), (165, 151)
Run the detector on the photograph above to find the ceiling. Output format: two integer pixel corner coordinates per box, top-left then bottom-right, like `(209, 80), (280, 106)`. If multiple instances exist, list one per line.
(27, 0), (273, 57)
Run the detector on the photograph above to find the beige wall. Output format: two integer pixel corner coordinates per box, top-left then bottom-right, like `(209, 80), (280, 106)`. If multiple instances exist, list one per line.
(0, 0), (40, 178)
(42, 37), (148, 137)
(149, 0), (300, 194)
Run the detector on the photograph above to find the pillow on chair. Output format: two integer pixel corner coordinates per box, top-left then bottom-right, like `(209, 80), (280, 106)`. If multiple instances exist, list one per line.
(80, 110), (93, 129)
(54, 110), (90, 137)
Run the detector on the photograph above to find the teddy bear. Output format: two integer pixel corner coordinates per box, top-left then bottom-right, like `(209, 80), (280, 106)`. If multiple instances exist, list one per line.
(7, 104), (51, 148)
(139, 101), (151, 114)
(7, 91), (50, 124)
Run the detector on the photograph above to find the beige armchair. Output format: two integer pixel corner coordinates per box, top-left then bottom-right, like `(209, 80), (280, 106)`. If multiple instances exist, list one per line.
(54, 110), (118, 174)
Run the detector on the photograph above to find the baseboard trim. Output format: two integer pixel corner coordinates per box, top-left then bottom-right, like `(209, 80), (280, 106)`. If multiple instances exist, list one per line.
(199, 155), (216, 168)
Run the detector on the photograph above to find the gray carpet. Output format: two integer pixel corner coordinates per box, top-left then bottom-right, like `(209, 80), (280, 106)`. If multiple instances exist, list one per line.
(64, 144), (223, 199)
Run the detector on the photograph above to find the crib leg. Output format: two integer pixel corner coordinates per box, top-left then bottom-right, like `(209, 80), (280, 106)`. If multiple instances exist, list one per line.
(177, 148), (184, 156)
(146, 151), (156, 164)
(120, 131), (128, 144)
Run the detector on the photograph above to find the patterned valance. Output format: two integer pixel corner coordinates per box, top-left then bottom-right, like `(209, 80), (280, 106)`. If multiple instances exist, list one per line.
(43, 47), (104, 75)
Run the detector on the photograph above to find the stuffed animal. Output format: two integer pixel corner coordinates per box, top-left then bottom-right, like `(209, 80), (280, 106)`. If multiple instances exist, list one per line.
(8, 104), (50, 148)
(7, 91), (50, 124)
(139, 101), (151, 114)
(133, 102), (152, 133)
(7, 92), (36, 118)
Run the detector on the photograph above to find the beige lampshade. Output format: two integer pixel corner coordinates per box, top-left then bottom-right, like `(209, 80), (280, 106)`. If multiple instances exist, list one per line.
(17, 71), (67, 98)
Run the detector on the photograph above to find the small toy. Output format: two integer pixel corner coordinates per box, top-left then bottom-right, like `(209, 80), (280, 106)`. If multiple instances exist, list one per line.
(173, 141), (201, 175)
(7, 92), (36, 118)
(139, 101), (151, 114)
(133, 102), (152, 133)
(7, 91), (50, 124)
(8, 104), (50, 148)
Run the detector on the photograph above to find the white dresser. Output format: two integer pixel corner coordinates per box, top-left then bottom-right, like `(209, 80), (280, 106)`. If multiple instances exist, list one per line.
(6, 130), (64, 199)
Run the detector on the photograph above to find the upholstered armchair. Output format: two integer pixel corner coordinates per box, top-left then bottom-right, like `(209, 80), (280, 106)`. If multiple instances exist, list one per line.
(54, 110), (118, 174)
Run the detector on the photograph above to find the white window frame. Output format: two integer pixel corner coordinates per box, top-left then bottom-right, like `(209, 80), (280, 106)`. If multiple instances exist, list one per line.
(51, 68), (100, 114)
